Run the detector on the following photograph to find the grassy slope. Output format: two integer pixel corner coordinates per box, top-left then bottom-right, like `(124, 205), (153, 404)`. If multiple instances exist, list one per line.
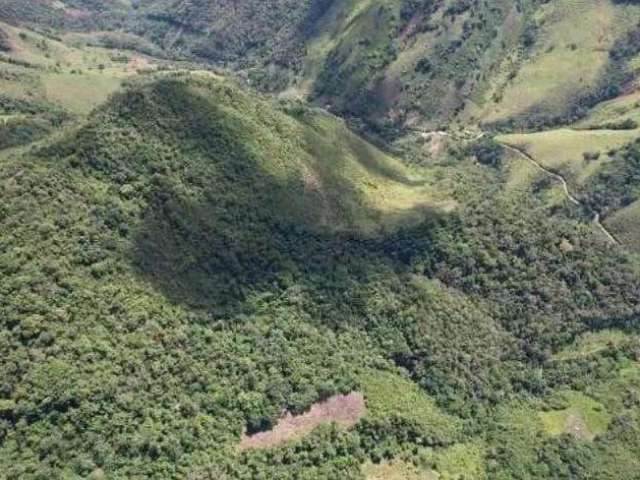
(477, 0), (640, 126)
(292, 0), (640, 131)
(496, 123), (640, 252)
(497, 128), (640, 191)
(539, 390), (611, 441)
(0, 21), (146, 114)
(309, 0), (521, 130)
(360, 370), (461, 438)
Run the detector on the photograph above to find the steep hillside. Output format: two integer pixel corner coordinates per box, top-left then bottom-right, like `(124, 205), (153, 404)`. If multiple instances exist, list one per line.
(122, 0), (640, 133)
(2, 2), (640, 479)
(6, 0), (640, 134)
(2, 73), (640, 478)
(471, 0), (640, 128)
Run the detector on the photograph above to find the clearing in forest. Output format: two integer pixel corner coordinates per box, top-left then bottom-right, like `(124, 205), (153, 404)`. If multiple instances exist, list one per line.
(539, 391), (610, 441)
(497, 128), (640, 191)
(237, 392), (366, 451)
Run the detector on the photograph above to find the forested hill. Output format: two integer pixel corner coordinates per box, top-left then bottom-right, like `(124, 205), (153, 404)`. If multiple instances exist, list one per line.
(1, 1), (640, 479)
(1, 72), (640, 479)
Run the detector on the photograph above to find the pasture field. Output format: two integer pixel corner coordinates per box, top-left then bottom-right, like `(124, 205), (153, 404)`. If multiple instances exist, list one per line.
(539, 391), (611, 441)
(480, 0), (640, 124)
(497, 128), (640, 190)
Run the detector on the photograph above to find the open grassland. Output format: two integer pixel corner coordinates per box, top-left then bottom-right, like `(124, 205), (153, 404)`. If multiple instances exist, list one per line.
(480, 0), (640, 124)
(0, 21), (156, 116)
(41, 71), (123, 115)
(0, 21), (133, 72)
(497, 128), (640, 190)
(539, 390), (610, 441)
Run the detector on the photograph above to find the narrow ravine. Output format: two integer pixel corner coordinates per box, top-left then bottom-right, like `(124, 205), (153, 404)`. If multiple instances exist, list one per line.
(499, 142), (621, 246)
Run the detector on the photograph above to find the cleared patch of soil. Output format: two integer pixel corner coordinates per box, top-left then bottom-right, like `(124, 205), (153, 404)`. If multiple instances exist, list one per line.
(238, 392), (366, 451)
(565, 413), (593, 441)
(420, 132), (447, 157)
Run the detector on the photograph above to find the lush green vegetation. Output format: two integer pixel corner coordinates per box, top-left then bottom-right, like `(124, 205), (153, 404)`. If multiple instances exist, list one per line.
(1, 2), (640, 479)
(1, 73), (639, 478)
(583, 138), (640, 217)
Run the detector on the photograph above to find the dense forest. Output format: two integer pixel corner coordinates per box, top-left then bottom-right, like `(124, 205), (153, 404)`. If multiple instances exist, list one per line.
(1, 0), (640, 479)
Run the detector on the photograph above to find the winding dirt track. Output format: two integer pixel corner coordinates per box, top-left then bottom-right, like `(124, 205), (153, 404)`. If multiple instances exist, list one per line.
(405, 127), (620, 245)
(499, 142), (621, 246)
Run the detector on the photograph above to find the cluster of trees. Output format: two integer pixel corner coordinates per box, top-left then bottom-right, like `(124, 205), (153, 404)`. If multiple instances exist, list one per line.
(0, 92), (69, 149)
(582, 138), (640, 217)
(1, 75), (640, 478)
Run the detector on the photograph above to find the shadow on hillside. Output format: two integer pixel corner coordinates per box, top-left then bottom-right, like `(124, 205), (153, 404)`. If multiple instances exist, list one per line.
(297, 113), (426, 188)
(123, 78), (451, 316)
(131, 179), (449, 316)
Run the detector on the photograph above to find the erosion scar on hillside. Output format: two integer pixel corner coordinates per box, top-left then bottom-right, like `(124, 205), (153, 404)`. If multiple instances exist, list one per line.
(238, 393), (366, 451)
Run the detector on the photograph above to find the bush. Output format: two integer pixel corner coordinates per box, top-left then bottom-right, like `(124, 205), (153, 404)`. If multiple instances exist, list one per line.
(465, 137), (504, 167)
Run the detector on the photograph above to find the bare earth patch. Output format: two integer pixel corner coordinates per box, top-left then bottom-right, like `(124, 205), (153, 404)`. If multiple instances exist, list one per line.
(565, 413), (593, 441)
(238, 392), (366, 451)
(420, 132), (448, 158)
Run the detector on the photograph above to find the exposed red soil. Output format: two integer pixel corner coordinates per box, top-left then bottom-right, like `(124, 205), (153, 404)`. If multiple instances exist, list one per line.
(238, 392), (366, 451)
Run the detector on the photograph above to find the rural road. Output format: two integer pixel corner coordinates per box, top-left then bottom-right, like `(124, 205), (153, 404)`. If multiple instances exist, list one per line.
(499, 142), (621, 246)
(407, 127), (621, 246)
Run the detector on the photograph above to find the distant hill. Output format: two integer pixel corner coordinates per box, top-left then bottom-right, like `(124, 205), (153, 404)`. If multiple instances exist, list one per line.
(9, 0), (634, 135)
